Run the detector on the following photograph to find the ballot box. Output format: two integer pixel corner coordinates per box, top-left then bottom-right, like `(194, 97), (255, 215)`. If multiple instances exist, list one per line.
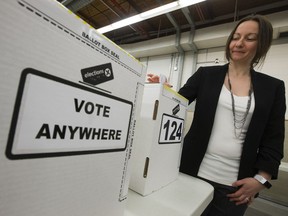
(129, 83), (188, 196)
(0, 0), (146, 216)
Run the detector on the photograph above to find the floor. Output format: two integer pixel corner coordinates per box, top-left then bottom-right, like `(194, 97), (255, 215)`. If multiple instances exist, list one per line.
(245, 198), (288, 216)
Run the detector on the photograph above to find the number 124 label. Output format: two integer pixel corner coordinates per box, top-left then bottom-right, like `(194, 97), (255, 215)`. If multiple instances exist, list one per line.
(158, 114), (184, 144)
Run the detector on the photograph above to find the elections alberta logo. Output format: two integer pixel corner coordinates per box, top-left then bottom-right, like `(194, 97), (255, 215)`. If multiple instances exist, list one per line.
(81, 63), (114, 85)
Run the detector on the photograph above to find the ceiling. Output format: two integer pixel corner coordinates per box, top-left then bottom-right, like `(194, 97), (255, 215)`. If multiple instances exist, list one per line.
(57, 0), (288, 45)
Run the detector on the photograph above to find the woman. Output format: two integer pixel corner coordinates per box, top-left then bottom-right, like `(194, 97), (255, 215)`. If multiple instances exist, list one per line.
(147, 15), (286, 216)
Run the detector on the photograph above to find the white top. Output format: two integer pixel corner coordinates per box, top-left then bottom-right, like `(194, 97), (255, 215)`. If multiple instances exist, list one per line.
(198, 85), (255, 186)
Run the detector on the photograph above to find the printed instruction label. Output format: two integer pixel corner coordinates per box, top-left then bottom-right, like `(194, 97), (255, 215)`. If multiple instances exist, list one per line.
(6, 68), (133, 159)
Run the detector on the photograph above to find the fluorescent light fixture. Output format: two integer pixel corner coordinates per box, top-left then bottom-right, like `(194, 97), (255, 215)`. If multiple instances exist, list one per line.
(97, 0), (206, 34)
(179, 0), (204, 7)
(140, 2), (178, 18)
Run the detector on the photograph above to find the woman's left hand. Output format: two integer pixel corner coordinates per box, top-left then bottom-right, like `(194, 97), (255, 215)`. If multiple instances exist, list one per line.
(227, 177), (265, 205)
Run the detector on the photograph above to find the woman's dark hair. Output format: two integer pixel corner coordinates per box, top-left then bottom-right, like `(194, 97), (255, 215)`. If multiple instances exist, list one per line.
(225, 15), (273, 68)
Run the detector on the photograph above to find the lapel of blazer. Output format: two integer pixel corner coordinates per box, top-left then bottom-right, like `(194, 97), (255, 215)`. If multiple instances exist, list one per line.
(244, 70), (265, 145)
(209, 64), (228, 113)
(200, 65), (228, 136)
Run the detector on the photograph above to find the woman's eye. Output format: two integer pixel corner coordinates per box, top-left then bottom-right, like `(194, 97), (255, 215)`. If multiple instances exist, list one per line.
(246, 37), (257, 41)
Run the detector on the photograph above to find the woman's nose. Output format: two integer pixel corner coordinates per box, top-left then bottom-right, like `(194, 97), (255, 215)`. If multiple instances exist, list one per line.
(235, 39), (244, 47)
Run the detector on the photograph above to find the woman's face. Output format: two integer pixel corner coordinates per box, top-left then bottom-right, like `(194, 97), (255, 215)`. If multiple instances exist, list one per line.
(229, 20), (259, 65)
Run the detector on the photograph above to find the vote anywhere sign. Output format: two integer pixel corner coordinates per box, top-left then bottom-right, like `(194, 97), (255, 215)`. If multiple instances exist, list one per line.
(6, 68), (133, 159)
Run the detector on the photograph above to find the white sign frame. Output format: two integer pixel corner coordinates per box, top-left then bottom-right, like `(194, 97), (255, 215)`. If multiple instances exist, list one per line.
(6, 68), (133, 159)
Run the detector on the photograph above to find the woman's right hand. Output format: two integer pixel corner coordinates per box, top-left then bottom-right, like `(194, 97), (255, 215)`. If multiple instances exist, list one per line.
(147, 73), (173, 88)
(147, 73), (160, 83)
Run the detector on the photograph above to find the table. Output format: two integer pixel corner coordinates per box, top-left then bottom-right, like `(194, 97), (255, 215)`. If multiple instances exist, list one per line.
(125, 173), (214, 216)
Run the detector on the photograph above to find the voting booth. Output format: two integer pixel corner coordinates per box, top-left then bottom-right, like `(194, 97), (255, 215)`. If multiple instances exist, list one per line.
(129, 83), (188, 196)
(0, 0), (146, 216)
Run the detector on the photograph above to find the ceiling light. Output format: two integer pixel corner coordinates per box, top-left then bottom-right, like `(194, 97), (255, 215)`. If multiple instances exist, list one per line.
(97, 0), (206, 34)
(140, 2), (178, 18)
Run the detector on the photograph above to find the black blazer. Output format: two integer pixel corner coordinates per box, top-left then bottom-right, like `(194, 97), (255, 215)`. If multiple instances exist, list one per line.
(179, 64), (286, 180)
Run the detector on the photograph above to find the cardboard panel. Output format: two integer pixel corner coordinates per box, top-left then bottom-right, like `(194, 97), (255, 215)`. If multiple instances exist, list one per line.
(0, 0), (146, 215)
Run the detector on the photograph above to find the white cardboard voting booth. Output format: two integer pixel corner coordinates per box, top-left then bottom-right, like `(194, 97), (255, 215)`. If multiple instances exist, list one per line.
(129, 83), (188, 196)
(0, 0), (146, 215)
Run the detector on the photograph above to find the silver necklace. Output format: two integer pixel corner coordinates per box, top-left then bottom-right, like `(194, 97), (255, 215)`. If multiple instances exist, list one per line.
(227, 71), (253, 139)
